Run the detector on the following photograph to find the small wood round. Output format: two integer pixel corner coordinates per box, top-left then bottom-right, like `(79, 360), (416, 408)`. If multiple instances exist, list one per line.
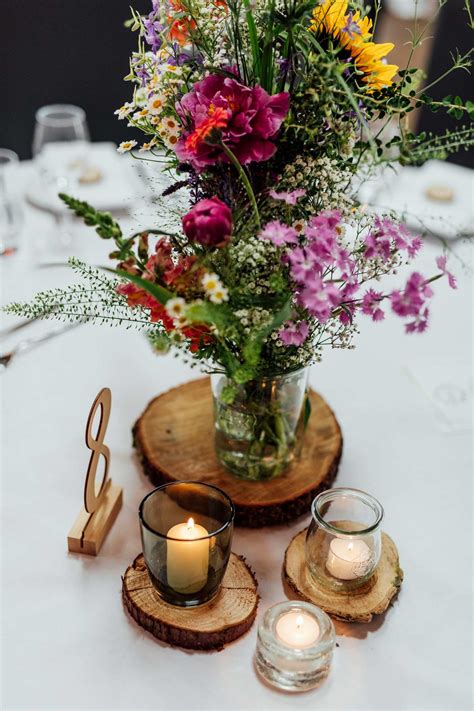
(122, 553), (259, 651)
(133, 377), (342, 527)
(283, 529), (403, 623)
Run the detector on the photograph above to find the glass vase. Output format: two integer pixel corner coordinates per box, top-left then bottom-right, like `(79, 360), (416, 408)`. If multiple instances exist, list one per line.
(211, 367), (310, 481)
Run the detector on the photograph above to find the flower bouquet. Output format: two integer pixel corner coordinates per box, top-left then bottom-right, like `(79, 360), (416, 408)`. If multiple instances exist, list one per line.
(7, 0), (472, 480)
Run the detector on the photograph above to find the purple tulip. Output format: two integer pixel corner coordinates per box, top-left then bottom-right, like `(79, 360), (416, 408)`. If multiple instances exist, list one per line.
(182, 196), (233, 248)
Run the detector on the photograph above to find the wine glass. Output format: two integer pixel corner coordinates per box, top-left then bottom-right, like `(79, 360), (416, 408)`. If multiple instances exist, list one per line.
(32, 105), (90, 246)
(0, 149), (23, 256)
(33, 104), (89, 158)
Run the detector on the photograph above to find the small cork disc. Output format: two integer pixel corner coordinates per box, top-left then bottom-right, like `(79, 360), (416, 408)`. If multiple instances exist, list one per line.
(133, 378), (342, 527)
(122, 553), (259, 650)
(283, 528), (403, 623)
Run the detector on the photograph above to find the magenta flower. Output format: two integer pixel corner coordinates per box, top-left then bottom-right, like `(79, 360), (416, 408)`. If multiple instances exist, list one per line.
(298, 278), (342, 323)
(175, 74), (290, 170)
(279, 320), (310, 346)
(390, 272), (434, 333)
(305, 210), (345, 268)
(259, 220), (298, 247)
(182, 196), (233, 248)
(361, 289), (385, 322)
(436, 255), (457, 289)
(364, 227), (391, 262)
(365, 216), (422, 262)
(405, 307), (430, 333)
(269, 188), (306, 205)
(286, 247), (321, 281)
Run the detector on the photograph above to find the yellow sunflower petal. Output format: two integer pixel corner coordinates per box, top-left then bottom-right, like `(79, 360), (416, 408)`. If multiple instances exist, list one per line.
(311, 0), (349, 35)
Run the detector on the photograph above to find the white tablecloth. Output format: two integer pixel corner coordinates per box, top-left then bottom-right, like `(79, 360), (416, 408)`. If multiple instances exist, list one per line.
(1, 162), (472, 711)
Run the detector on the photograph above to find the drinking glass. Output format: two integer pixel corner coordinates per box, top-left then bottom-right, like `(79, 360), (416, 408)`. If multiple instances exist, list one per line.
(33, 104), (89, 159)
(0, 149), (23, 256)
(32, 105), (90, 245)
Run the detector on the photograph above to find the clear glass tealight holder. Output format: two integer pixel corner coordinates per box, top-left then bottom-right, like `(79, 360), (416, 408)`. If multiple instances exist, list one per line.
(255, 601), (336, 692)
(305, 488), (384, 592)
(139, 481), (235, 607)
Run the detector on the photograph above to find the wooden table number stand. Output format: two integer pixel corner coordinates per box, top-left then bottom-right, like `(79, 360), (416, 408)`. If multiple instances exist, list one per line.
(68, 388), (123, 556)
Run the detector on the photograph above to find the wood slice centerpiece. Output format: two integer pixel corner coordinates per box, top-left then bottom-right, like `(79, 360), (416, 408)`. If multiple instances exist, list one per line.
(122, 552), (259, 651)
(133, 378), (342, 527)
(283, 528), (403, 623)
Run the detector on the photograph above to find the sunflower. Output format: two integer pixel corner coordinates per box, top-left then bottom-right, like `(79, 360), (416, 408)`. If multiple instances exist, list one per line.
(310, 0), (398, 91)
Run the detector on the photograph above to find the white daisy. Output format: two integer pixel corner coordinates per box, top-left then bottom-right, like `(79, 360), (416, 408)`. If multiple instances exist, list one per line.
(165, 297), (187, 320)
(114, 103), (134, 120)
(209, 287), (229, 304)
(202, 273), (222, 293)
(147, 93), (167, 115)
(117, 140), (137, 153)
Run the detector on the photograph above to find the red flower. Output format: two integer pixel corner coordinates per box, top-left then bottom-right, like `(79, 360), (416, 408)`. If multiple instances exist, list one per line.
(182, 196), (233, 248)
(184, 107), (229, 154)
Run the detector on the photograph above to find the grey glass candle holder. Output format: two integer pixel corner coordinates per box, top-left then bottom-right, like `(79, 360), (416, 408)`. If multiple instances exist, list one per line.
(139, 481), (235, 607)
(255, 601), (336, 692)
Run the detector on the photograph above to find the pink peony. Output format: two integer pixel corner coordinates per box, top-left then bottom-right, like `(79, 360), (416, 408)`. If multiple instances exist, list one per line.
(175, 74), (290, 170)
(182, 196), (233, 247)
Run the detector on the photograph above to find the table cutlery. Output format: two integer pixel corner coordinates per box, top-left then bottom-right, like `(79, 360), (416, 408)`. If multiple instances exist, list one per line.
(0, 321), (82, 371)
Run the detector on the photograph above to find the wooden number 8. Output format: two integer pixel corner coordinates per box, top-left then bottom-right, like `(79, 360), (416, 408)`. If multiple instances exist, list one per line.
(84, 388), (111, 513)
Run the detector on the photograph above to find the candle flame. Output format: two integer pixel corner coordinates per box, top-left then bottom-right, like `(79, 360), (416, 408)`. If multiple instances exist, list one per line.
(348, 541), (353, 551)
(295, 615), (304, 629)
(186, 517), (195, 530)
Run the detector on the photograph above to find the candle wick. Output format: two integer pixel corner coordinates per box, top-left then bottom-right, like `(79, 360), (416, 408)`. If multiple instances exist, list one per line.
(295, 615), (304, 629)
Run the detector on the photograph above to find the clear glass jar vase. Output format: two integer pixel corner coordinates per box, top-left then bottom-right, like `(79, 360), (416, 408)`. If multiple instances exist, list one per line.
(305, 488), (384, 592)
(211, 367), (310, 481)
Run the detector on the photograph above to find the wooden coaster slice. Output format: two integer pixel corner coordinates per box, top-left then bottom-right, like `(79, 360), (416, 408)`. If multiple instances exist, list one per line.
(283, 529), (403, 623)
(122, 552), (259, 650)
(133, 377), (342, 527)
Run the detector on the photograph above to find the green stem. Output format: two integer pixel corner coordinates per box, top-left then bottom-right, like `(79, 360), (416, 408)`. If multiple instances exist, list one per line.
(220, 143), (261, 229)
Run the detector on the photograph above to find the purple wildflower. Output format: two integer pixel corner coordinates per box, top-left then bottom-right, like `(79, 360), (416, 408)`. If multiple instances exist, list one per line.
(341, 12), (362, 39)
(143, 16), (163, 53)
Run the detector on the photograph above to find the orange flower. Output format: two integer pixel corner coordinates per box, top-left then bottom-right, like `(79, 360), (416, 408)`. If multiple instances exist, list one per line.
(169, 17), (197, 45)
(184, 107), (229, 153)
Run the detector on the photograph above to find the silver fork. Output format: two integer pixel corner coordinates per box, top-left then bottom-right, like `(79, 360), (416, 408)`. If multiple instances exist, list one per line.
(0, 321), (82, 371)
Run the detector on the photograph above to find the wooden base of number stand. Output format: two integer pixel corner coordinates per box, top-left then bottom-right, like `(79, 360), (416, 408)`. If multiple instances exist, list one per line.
(122, 553), (259, 651)
(283, 529), (404, 623)
(133, 378), (343, 527)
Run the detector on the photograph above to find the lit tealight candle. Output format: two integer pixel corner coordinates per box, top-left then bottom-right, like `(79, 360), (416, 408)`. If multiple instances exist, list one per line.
(276, 611), (320, 649)
(166, 517), (209, 594)
(326, 538), (372, 581)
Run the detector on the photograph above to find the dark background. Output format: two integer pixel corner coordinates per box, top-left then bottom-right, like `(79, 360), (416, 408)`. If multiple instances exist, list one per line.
(1, 0), (472, 166)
